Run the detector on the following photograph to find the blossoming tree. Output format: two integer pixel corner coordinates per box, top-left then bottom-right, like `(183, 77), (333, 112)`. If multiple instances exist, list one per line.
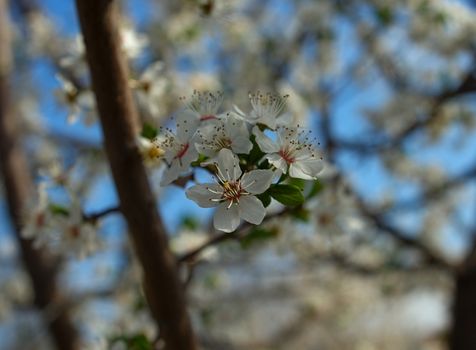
(1, 0), (476, 349)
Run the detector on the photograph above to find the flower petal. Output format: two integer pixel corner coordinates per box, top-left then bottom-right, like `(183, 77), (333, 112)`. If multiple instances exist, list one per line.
(225, 115), (248, 139)
(180, 143), (198, 166)
(239, 196), (266, 225)
(195, 142), (217, 158)
(214, 202), (240, 232)
(216, 148), (242, 181)
(231, 135), (253, 154)
(266, 153), (288, 174)
(186, 184), (222, 208)
(160, 160), (181, 185)
(252, 126), (280, 153)
(240, 169), (274, 194)
(176, 112), (199, 143)
(289, 159), (324, 180)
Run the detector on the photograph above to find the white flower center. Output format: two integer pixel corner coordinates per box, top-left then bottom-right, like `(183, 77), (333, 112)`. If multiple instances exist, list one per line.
(197, 125), (232, 151)
(277, 126), (319, 163)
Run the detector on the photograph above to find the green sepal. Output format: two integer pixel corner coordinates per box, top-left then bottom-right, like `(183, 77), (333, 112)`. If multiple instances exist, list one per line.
(141, 122), (158, 140)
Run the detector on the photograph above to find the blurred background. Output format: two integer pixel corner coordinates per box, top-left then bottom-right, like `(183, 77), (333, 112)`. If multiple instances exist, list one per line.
(1, 0), (476, 349)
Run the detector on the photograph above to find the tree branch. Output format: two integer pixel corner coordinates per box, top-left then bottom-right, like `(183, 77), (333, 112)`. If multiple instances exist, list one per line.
(178, 208), (292, 264)
(74, 1), (197, 349)
(357, 199), (454, 271)
(390, 164), (476, 211)
(83, 205), (120, 223)
(333, 72), (476, 153)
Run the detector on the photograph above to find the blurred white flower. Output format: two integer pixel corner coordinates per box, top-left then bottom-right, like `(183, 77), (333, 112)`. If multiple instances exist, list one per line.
(131, 61), (168, 119)
(54, 73), (95, 124)
(137, 136), (165, 166)
(21, 183), (52, 240)
(120, 25), (149, 59)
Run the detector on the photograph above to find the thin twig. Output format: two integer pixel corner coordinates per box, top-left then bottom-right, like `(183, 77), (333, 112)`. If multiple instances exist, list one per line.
(83, 205), (120, 223)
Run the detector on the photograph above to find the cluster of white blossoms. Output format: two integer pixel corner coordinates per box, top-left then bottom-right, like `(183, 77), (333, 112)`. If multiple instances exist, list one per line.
(138, 91), (325, 232)
(21, 164), (100, 258)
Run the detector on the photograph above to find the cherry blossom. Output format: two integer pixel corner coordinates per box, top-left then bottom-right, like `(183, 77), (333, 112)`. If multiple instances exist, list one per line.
(181, 90), (225, 122)
(186, 149), (274, 232)
(136, 136), (165, 166)
(253, 125), (324, 180)
(131, 61), (168, 119)
(159, 113), (200, 185)
(235, 91), (290, 130)
(54, 73), (94, 124)
(194, 114), (252, 159)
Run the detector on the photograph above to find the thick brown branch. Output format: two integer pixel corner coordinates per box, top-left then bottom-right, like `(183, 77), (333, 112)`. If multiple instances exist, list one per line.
(0, 1), (79, 349)
(74, 1), (197, 349)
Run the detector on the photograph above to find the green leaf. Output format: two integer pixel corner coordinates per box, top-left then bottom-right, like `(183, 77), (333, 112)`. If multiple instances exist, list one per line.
(257, 192), (272, 208)
(307, 180), (324, 199)
(268, 184), (304, 206)
(48, 203), (70, 217)
(141, 122), (158, 140)
(240, 227), (279, 249)
(286, 178), (306, 191)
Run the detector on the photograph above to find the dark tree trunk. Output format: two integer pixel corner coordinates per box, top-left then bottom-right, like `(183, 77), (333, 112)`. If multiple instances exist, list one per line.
(74, 1), (197, 349)
(450, 240), (476, 350)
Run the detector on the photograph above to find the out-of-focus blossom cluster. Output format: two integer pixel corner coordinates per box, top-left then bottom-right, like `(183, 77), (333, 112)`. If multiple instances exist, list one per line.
(21, 162), (101, 258)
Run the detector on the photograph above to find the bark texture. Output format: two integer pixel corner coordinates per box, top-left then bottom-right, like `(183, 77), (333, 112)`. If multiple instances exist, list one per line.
(450, 241), (476, 350)
(74, 1), (197, 349)
(0, 1), (79, 349)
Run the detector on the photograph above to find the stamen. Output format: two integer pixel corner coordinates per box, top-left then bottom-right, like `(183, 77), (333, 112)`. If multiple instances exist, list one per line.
(206, 186), (223, 195)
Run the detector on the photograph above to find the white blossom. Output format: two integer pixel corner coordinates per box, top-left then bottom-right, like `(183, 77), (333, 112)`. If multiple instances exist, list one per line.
(181, 90), (225, 122)
(54, 74), (95, 124)
(253, 126), (324, 180)
(21, 183), (51, 239)
(159, 113), (200, 185)
(186, 149), (274, 232)
(195, 115), (252, 159)
(136, 136), (165, 166)
(235, 91), (290, 130)
(36, 200), (99, 258)
(131, 62), (168, 119)
(120, 25), (149, 59)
